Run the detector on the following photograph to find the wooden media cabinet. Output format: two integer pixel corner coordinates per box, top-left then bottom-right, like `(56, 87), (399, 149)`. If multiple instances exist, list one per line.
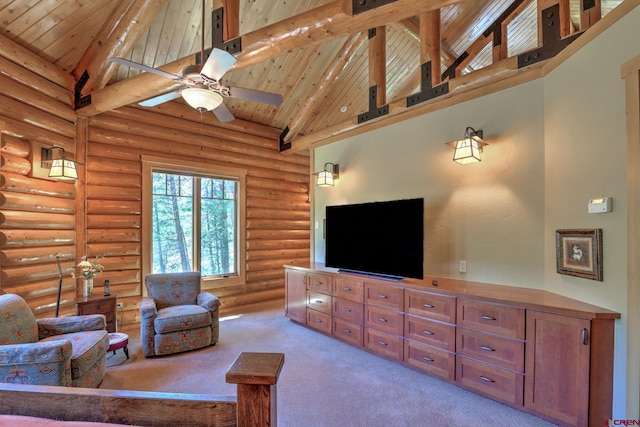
(285, 263), (620, 427)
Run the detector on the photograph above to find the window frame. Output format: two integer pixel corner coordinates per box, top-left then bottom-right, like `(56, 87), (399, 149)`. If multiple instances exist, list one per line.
(142, 156), (247, 288)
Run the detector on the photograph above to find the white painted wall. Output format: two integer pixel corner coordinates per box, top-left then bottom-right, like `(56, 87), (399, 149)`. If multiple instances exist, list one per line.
(314, 4), (640, 419)
(543, 4), (640, 419)
(315, 79), (546, 287)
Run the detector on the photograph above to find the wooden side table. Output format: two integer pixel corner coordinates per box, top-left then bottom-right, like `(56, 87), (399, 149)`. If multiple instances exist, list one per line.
(75, 295), (117, 333)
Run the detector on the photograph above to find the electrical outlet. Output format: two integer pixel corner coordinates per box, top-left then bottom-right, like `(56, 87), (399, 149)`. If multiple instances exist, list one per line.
(115, 302), (124, 309)
(459, 260), (467, 273)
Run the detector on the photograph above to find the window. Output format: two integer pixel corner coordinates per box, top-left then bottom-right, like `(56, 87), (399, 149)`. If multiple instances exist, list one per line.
(142, 157), (246, 284)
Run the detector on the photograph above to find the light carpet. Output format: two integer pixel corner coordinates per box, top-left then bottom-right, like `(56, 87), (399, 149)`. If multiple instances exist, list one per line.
(101, 301), (556, 427)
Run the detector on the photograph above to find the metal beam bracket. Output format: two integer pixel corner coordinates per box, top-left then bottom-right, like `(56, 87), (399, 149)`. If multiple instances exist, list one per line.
(583, 0), (596, 10)
(74, 70), (91, 109)
(212, 8), (241, 55)
(279, 126), (291, 152)
(407, 61), (449, 107)
(352, 0), (397, 15)
(517, 4), (582, 68)
(358, 86), (389, 124)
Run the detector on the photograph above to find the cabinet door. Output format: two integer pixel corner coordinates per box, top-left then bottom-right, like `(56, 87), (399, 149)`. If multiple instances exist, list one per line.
(285, 269), (307, 324)
(525, 311), (590, 426)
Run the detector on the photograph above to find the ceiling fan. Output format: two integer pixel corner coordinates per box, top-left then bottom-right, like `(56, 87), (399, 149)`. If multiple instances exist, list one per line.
(108, 3), (283, 122)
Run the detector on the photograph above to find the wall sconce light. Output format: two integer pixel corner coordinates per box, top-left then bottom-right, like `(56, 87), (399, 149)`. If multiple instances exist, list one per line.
(315, 162), (340, 187)
(41, 146), (78, 179)
(446, 127), (488, 165)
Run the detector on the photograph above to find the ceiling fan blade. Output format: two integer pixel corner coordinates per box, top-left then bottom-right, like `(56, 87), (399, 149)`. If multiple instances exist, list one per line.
(139, 91), (182, 107)
(109, 57), (184, 81)
(212, 103), (235, 122)
(200, 48), (237, 81)
(227, 86), (284, 106)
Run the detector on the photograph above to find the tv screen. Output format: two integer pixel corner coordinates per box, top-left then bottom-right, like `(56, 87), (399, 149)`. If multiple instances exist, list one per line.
(325, 198), (424, 280)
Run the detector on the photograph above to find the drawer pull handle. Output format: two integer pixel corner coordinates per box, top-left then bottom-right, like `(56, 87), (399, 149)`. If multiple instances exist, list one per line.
(343, 287), (351, 291)
(378, 318), (387, 323)
(582, 328), (588, 345)
(480, 376), (495, 383)
(343, 329), (351, 334)
(314, 281), (322, 286)
(480, 346), (495, 352)
(422, 330), (434, 335)
(422, 303), (434, 308)
(315, 319), (322, 323)
(422, 356), (434, 362)
(378, 341), (388, 346)
(315, 299), (323, 304)
(480, 315), (496, 321)
(378, 295), (388, 299)
(343, 308), (351, 312)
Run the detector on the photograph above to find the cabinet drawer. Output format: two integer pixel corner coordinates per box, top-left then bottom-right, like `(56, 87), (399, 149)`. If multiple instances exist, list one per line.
(457, 299), (525, 339)
(404, 340), (455, 381)
(405, 290), (456, 323)
(307, 309), (332, 334)
(307, 273), (332, 294)
(78, 301), (114, 315)
(333, 318), (363, 347)
(365, 305), (403, 335)
(457, 328), (524, 373)
(365, 282), (403, 310)
(365, 328), (403, 361)
(405, 315), (455, 352)
(333, 298), (363, 324)
(307, 291), (332, 314)
(456, 356), (524, 406)
(333, 277), (364, 302)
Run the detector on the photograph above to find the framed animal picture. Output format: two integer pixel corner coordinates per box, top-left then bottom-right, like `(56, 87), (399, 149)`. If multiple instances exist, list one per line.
(555, 229), (603, 281)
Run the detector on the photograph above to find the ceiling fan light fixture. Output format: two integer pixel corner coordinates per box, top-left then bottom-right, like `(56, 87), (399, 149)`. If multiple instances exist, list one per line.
(182, 87), (223, 112)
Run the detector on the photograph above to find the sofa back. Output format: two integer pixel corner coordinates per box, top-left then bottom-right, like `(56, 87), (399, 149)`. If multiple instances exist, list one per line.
(0, 294), (38, 344)
(144, 272), (201, 309)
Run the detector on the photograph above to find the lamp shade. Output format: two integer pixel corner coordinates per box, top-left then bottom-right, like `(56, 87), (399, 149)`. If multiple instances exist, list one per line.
(316, 170), (334, 187)
(182, 88), (223, 112)
(453, 137), (482, 164)
(48, 158), (78, 179)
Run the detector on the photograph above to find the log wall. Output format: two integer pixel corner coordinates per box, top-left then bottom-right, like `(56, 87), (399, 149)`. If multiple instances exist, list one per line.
(87, 106), (310, 325)
(0, 40), (311, 324)
(0, 50), (78, 316)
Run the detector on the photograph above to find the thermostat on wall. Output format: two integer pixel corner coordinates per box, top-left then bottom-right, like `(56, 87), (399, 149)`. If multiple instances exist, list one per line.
(588, 197), (612, 214)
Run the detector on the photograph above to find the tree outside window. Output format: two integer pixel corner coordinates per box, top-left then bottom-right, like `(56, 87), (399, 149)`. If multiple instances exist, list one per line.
(151, 171), (238, 278)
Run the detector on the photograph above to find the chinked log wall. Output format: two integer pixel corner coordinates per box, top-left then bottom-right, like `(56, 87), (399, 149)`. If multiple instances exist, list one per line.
(87, 105), (311, 325)
(0, 45), (311, 324)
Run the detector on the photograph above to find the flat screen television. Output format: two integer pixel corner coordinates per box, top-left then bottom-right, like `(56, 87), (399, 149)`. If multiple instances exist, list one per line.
(325, 198), (424, 280)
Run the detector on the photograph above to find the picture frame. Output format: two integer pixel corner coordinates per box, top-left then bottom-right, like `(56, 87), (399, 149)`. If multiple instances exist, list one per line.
(555, 229), (603, 281)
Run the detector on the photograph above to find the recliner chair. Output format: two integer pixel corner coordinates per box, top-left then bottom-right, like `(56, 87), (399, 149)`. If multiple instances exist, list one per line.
(140, 271), (220, 357)
(0, 293), (109, 387)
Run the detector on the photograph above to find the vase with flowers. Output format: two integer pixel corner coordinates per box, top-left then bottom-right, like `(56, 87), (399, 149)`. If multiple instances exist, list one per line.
(73, 256), (104, 297)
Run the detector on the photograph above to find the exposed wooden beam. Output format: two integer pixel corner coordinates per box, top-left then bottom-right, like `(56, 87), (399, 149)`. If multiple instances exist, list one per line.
(369, 27), (387, 107)
(580, 0), (602, 30)
(285, 33), (367, 143)
(288, 56), (546, 154)
(0, 33), (74, 92)
(77, 0), (461, 117)
(538, 0), (572, 44)
(213, 0), (240, 40)
(421, 10), (441, 86)
(73, 0), (169, 95)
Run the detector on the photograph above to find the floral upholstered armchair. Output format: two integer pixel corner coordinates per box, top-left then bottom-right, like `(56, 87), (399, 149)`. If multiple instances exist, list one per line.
(140, 272), (220, 357)
(0, 294), (109, 387)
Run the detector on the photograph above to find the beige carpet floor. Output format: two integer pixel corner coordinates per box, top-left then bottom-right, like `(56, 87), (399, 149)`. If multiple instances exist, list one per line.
(101, 301), (556, 427)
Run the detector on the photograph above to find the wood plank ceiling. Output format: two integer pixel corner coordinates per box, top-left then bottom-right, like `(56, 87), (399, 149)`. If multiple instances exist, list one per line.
(0, 0), (623, 150)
